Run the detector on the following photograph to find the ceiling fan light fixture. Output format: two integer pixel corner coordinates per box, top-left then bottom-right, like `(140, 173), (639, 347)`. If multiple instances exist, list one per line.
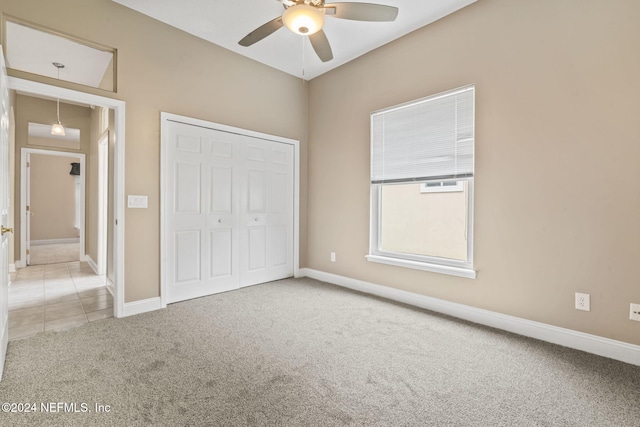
(282, 4), (324, 36)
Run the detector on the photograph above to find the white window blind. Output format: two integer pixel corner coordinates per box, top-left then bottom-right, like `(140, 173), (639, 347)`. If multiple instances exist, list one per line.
(371, 85), (474, 184)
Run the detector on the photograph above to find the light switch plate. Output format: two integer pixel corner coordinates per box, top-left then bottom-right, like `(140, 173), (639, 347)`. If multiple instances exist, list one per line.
(128, 195), (148, 209)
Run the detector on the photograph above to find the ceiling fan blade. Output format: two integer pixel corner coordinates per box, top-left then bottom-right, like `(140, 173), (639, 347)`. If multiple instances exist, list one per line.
(239, 16), (284, 47)
(325, 3), (399, 22)
(309, 30), (333, 62)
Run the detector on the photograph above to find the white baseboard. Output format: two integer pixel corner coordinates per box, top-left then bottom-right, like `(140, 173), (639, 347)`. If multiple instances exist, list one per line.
(105, 277), (115, 298)
(85, 256), (99, 275)
(300, 268), (640, 366)
(15, 260), (25, 269)
(30, 238), (79, 246)
(9, 264), (16, 273)
(122, 297), (163, 318)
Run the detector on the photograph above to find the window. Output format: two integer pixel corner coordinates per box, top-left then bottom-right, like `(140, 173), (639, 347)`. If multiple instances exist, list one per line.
(367, 85), (476, 278)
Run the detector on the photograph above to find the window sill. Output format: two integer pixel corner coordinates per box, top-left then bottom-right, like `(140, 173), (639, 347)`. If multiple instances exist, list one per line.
(366, 255), (476, 279)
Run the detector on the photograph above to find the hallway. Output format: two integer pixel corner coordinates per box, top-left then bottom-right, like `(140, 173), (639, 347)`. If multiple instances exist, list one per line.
(28, 242), (80, 265)
(8, 261), (113, 340)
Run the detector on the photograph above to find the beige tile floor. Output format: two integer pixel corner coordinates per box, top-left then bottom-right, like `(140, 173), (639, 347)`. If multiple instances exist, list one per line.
(8, 261), (113, 340)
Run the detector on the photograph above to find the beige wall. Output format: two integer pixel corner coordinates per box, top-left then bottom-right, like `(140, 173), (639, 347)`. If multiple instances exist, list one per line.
(307, 0), (640, 346)
(29, 153), (78, 241)
(14, 94), (91, 257)
(98, 57), (114, 92)
(0, 0), (308, 302)
(85, 106), (114, 276)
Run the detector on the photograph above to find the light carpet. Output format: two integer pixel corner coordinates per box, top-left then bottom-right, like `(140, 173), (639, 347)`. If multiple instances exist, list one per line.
(29, 242), (80, 265)
(0, 277), (639, 426)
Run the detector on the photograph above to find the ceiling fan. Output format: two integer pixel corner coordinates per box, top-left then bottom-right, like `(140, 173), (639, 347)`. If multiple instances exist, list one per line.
(239, 0), (399, 63)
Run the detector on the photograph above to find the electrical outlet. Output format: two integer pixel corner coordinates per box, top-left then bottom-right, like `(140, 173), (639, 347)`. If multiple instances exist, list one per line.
(630, 303), (640, 321)
(575, 293), (590, 311)
(330, 252), (336, 263)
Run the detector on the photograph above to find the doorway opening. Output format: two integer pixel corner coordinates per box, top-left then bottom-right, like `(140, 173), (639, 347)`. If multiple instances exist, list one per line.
(21, 148), (85, 266)
(9, 77), (125, 318)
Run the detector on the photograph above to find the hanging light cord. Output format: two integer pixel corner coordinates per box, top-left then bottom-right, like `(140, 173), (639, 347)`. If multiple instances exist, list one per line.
(51, 62), (66, 135)
(56, 65), (61, 123)
(302, 35), (306, 82)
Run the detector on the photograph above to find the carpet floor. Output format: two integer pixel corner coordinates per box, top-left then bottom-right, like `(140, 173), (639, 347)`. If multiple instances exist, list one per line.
(29, 243), (80, 265)
(0, 277), (639, 426)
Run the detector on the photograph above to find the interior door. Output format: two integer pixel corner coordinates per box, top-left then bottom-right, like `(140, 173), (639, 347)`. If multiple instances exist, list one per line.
(239, 140), (294, 287)
(0, 46), (11, 380)
(165, 119), (294, 303)
(24, 152), (30, 265)
(165, 122), (241, 303)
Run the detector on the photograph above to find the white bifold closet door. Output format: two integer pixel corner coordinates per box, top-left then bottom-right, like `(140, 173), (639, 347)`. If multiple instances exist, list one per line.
(165, 121), (294, 304)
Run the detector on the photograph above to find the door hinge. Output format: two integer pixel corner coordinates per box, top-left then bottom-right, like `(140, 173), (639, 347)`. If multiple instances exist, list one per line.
(26, 205), (30, 212)
(26, 161), (30, 167)
(26, 249), (30, 255)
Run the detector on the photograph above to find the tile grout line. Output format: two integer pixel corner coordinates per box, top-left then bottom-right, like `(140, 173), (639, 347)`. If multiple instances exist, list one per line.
(70, 261), (91, 323)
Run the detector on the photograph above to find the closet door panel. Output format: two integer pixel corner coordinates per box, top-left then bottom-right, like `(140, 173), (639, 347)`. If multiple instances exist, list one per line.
(166, 123), (240, 303)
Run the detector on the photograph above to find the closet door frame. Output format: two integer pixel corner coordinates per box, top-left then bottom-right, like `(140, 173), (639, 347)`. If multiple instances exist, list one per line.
(159, 112), (300, 308)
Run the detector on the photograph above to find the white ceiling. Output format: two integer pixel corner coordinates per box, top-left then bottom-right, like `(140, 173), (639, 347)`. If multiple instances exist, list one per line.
(112, 0), (477, 80)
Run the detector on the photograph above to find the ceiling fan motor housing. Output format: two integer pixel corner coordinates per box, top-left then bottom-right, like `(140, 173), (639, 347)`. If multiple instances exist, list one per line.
(282, 3), (325, 35)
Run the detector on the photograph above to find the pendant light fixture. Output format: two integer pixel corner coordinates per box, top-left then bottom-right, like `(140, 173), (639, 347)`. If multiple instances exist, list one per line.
(51, 62), (66, 136)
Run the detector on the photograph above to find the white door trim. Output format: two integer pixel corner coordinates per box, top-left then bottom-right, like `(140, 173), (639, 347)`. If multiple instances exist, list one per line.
(20, 148), (86, 266)
(9, 77), (126, 318)
(0, 46), (10, 381)
(160, 112), (300, 308)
